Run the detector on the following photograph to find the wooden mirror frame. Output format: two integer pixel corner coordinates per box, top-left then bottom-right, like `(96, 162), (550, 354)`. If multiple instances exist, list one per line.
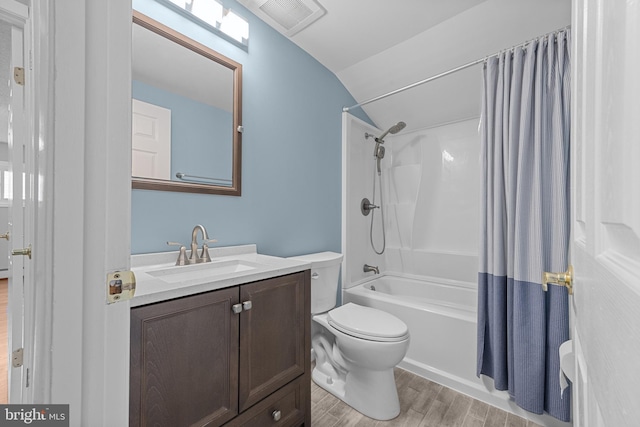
(131, 11), (242, 196)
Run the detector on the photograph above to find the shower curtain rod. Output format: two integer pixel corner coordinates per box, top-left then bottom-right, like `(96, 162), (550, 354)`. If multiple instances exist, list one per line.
(342, 25), (570, 113)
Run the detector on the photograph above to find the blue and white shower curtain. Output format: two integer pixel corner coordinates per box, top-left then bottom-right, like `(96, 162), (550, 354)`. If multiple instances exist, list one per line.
(477, 30), (571, 422)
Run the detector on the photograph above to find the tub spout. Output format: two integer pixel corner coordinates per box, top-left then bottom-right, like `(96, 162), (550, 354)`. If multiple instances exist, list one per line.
(363, 264), (379, 274)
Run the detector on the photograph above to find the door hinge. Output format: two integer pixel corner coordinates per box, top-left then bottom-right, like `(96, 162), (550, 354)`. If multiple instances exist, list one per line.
(12, 348), (23, 367)
(13, 67), (25, 86)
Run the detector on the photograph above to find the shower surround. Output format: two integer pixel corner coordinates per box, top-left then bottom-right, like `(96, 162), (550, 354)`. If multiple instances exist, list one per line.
(342, 112), (480, 287)
(341, 113), (568, 427)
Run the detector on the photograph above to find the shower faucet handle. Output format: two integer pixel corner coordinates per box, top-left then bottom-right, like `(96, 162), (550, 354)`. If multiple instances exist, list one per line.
(361, 198), (379, 216)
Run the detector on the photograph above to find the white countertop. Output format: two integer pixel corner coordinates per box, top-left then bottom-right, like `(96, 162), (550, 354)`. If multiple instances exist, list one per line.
(130, 244), (311, 307)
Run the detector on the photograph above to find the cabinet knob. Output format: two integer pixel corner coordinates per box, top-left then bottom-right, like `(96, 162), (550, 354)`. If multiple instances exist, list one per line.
(271, 410), (281, 421)
(232, 303), (243, 314)
(242, 301), (252, 311)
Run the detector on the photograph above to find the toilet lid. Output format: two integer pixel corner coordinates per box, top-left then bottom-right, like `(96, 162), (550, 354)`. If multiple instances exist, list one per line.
(328, 303), (409, 342)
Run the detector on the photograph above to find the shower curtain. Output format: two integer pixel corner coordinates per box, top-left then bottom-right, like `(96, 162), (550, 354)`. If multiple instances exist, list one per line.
(476, 30), (571, 422)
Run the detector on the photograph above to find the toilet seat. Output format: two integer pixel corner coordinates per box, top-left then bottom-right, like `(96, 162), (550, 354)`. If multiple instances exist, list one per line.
(328, 303), (409, 342)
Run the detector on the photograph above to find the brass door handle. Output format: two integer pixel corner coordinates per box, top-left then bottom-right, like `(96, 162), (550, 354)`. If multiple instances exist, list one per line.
(0, 232), (9, 240)
(12, 244), (31, 259)
(543, 265), (573, 295)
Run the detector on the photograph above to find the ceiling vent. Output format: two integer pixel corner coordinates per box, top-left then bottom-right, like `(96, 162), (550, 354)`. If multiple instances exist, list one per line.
(238, 0), (326, 36)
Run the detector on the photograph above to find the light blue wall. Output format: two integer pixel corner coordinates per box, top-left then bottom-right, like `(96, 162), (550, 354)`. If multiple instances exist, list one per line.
(133, 80), (233, 181)
(132, 0), (371, 256)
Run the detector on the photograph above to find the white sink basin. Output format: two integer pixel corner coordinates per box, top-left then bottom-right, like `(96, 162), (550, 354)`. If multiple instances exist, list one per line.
(131, 244), (312, 307)
(147, 259), (260, 284)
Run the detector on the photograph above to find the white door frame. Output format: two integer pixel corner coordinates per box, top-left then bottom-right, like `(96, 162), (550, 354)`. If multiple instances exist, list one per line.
(26, 0), (132, 425)
(0, 0), (31, 404)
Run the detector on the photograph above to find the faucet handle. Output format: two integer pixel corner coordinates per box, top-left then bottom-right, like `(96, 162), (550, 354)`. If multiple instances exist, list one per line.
(167, 241), (190, 266)
(197, 239), (216, 263)
(200, 244), (212, 263)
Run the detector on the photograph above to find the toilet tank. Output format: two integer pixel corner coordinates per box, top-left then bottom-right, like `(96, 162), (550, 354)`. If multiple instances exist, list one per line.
(288, 252), (343, 314)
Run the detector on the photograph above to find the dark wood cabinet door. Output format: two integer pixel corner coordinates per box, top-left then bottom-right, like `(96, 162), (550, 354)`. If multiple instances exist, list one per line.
(238, 272), (309, 412)
(130, 288), (240, 427)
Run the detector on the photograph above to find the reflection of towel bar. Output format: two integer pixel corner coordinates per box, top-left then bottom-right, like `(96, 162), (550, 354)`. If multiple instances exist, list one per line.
(176, 172), (232, 185)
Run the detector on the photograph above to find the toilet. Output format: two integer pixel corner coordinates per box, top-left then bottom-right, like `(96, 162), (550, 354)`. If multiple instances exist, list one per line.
(289, 252), (410, 421)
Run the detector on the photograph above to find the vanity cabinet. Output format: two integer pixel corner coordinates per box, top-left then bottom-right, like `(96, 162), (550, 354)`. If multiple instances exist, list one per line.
(130, 271), (311, 427)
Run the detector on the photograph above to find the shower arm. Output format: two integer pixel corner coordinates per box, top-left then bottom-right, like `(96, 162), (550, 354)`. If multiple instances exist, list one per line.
(365, 122), (406, 144)
(376, 129), (392, 142)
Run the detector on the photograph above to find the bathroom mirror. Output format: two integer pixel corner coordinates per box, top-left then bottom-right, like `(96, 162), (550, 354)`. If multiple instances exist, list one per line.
(131, 11), (242, 196)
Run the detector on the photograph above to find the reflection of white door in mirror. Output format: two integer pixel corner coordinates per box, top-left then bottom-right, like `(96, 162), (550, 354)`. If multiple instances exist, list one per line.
(132, 99), (172, 180)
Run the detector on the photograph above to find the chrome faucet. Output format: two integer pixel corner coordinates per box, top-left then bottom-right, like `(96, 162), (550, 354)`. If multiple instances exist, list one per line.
(363, 264), (379, 274)
(189, 224), (216, 264)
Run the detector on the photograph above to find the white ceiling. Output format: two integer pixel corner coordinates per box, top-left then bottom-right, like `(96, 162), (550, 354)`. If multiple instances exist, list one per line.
(254, 0), (572, 133)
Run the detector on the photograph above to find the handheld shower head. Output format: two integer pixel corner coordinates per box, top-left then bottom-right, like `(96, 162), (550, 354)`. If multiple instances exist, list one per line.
(369, 121), (407, 174)
(376, 121), (406, 143)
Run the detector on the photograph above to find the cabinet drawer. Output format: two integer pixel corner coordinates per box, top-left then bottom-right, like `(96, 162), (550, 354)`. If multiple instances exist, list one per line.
(224, 378), (305, 427)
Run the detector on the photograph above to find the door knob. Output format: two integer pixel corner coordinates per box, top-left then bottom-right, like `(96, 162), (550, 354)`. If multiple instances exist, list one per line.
(542, 265), (573, 295)
(12, 244), (31, 259)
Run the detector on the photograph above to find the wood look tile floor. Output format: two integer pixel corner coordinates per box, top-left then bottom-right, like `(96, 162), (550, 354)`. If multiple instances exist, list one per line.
(311, 368), (543, 427)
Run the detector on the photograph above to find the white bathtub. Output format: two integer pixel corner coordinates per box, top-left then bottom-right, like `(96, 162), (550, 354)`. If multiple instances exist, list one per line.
(342, 273), (569, 427)
(343, 273), (480, 396)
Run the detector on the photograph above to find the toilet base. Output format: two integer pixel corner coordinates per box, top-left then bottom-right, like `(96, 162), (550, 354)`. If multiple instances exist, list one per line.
(312, 364), (401, 421)
(312, 363), (346, 399)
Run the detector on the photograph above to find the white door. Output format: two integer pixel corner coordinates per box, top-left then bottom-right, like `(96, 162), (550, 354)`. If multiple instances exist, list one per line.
(132, 99), (172, 180)
(571, 1), (640, 425)
(0, 0), (29, 404)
